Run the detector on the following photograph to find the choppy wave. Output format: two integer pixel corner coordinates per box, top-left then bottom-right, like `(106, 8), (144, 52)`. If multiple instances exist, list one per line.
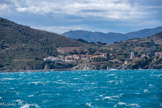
(114, 102), (140, 108)
(20, 104), (40, 108)
(0, 78), (16, 80)
(0, 69), (162, 107)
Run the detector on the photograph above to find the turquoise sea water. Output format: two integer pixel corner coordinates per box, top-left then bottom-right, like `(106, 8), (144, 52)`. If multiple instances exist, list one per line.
(0, 70), (162, 108)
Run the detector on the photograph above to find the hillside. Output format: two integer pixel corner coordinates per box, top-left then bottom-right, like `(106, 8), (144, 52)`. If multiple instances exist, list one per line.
(63, 26), (162, 43)
(105, 32), (162, 54)
(72, 32), (162, 70)
(0, 17), (89, 71)
(126, 26), (162, 39)
(101, 32), (162, 69)
(0, 17), (161, 71)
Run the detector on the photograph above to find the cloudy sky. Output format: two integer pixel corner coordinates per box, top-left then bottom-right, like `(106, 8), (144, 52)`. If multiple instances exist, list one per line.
(0, 0), (162, 34)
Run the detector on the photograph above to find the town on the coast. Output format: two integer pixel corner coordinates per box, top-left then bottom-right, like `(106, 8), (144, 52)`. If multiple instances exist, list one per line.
(0, 17), (162, 71)
(43, 46), (162, 70)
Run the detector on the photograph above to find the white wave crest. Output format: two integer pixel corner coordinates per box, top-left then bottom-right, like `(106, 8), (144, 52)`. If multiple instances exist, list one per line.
(114, 102), (140, 108)
(20, 104), (40, 108)
(0, 78), (16, 80)
(85, 102), (93, 108)
(28, 81), (45, 86)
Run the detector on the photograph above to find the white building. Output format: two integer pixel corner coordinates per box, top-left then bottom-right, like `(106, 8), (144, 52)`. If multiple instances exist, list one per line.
(130, 50), (135, 59)
(155, 52), (162, 58)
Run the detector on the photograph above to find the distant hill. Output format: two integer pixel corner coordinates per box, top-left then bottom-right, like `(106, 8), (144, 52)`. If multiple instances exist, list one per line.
(0, 17), (89, 70)
(0, 17), (161, 71)
(125, 26), (162, 39)
(105, 32), (162, 54)
(105, 32), (162, 69)
(63, 26), (162, 43)
(73, 32), (162, 70)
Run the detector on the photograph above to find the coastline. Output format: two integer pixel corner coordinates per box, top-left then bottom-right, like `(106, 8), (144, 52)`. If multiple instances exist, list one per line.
(0, 68), (161, 73)
(0, 68), (73, 73)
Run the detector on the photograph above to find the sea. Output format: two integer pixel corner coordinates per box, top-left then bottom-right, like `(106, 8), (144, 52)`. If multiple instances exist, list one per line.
(0, 70), (162, 108)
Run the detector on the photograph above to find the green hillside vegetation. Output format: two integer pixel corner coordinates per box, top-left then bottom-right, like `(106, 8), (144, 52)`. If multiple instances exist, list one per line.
(0, 17), (161, 71)
(0, 17), (90, 71)
(99, 32), (162, 69)
(103, 32), (162, 57)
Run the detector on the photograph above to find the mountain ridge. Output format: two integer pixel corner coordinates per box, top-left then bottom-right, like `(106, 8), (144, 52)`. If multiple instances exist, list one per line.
(0, 17), (161, 71)
(63, 26), (162, 43)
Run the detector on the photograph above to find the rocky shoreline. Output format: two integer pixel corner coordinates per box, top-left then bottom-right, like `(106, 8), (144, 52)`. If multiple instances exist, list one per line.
(0, 68), (73, 73)
(1, 57), (161, 73)
(1, 63), (161, 73)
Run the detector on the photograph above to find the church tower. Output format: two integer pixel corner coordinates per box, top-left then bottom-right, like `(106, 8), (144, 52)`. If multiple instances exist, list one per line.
(130, 50), (134, 59)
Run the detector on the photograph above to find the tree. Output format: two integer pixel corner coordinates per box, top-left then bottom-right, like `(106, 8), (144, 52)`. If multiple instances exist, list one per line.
(87, 48), (96, 55)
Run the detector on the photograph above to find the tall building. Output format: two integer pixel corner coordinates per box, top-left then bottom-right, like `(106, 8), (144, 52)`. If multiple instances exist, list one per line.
(130, 50), (135, 59)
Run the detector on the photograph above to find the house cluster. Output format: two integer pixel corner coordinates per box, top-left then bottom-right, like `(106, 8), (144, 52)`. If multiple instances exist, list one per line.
(155, 52), (162, 58)
(44, 53), (107, 63)
(129, 51), (162, 60)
